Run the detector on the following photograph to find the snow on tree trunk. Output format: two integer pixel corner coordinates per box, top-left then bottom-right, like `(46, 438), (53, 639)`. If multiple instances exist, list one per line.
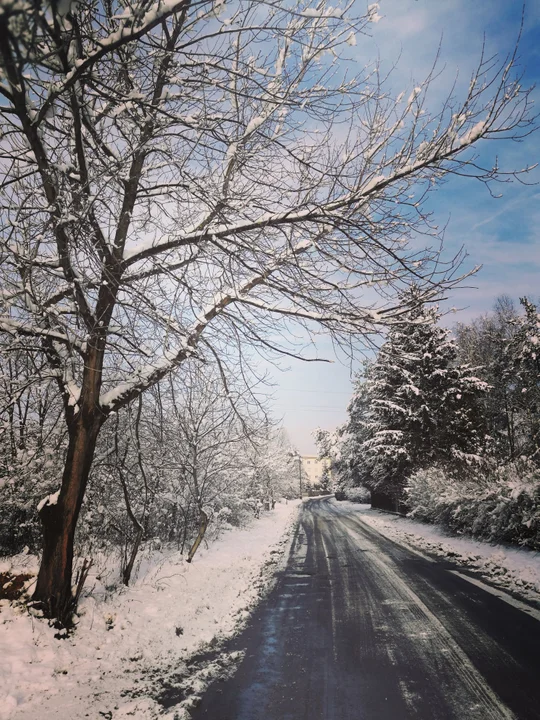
(34, 416), (101, 620)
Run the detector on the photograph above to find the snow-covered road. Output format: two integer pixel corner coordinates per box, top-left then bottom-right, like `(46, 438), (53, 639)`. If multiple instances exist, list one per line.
(194, 497), (540, 720)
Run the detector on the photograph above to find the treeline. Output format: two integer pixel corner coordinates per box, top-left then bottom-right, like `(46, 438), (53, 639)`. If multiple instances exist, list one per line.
(0, 357), (297, 582)
(317, 290), (540, 549)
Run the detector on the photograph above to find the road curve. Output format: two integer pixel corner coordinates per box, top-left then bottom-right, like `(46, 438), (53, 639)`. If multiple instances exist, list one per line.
(193, 497), (540, 720)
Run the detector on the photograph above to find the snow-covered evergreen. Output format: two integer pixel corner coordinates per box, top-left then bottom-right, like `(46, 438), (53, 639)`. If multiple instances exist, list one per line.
(352, 288), (488, 496)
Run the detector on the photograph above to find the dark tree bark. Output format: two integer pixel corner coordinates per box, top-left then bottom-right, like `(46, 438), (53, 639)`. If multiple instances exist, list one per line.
(122, 521), (144, 587)
(33, 336), (110, 621)
(33, 415), (101, 621)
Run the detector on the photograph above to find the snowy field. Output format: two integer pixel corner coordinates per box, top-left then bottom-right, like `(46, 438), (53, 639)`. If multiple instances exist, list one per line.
(0, 501), (300, 720)
(354, 504), (540, 606)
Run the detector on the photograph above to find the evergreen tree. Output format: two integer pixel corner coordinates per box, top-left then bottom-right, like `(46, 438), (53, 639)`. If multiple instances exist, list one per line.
(358, 288), (487, 497)
(318, 467), (332, 495)
(313, 427), (350, 499)
(343, 377), (374, 489)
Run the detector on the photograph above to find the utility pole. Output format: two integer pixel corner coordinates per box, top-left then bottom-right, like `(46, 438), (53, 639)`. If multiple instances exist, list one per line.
(298, 455), (303, 498)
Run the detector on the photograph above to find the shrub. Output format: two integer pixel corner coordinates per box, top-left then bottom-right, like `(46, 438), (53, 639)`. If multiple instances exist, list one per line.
(0, 502), (42, 555)
(406, 462), (540, 550)
(345, 486), (371, 503)
(334, 485), (371, 503)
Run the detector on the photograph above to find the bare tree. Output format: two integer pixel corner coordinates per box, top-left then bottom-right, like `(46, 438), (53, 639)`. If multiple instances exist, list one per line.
(245, 426), (298, 508)
(0, 0), (534, 619)
(0, 342), (66, 553)
(82, 361), (267, 579)
(454, 297), (521, 461)
(166, 363), (262, 561)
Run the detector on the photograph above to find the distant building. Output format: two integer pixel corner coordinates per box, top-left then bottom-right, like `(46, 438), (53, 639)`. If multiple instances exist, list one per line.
(299, 455), (332, 488)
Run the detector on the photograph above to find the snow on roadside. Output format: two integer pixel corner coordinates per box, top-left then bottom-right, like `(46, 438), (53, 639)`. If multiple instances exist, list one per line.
(0, 500), (300, 720)
(352, 504), (540, 606)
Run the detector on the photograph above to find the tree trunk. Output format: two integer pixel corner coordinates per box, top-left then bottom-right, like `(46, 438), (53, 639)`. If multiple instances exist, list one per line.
(123, 526), (144, 586)
(180, 503), (190, 554)
(118, 461), (145, 587)
(186, 509), (208, 563)
(33, 416), (101, 622)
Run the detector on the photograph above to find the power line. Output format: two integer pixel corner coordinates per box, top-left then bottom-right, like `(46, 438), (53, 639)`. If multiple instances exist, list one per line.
(273, 405), (346, 412)
(276, 388), (352, 395)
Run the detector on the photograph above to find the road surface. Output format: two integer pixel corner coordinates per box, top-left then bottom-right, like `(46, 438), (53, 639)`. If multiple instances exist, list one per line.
(193, 497), (540, 719)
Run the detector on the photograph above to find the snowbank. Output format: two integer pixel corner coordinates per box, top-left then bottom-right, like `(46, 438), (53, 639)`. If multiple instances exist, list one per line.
(0, 500), (299, 720)
(355, 505), (540, 605)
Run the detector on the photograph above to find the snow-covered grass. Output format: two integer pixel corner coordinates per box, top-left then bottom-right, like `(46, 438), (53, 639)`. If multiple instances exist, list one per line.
(0, 500), (299, 720)
(348, 504), (540, 606)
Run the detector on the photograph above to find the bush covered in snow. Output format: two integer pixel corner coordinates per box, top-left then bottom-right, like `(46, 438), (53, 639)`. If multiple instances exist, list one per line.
(341, 486), (371, 503)
(406, 462), (540, 550)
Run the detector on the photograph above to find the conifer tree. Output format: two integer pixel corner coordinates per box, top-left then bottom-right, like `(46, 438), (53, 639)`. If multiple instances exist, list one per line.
(359, 288), (487, 497)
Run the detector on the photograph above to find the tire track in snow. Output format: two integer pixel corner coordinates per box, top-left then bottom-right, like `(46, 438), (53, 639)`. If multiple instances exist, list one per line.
(334, 515), (515, 719)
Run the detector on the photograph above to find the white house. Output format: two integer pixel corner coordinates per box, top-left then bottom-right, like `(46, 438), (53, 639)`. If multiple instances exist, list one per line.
(299, 455), (332, 488)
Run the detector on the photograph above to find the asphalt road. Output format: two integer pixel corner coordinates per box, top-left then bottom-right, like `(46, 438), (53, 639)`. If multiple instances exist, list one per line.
(193, 497), (540, 720)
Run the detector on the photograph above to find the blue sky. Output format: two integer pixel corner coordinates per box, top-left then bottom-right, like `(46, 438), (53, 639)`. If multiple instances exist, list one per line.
(268, 0), (540, 454)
